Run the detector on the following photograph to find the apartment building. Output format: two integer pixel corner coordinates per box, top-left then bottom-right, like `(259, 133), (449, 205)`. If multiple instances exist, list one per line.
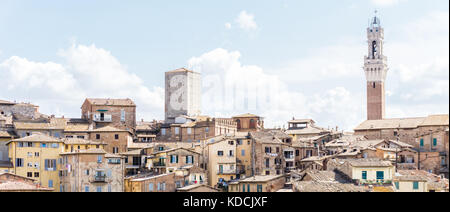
(207, 138), (237, 188)
(251, 131), (289, 176)
(88, 126), (133, 154)
(228, 175), (286, 192)
(59, 149), (124, 192)
(158, 116), (237, 143)
(232, 113), (264, 132)
(81, 98), (136, 132)
(6, 133), (63, 191)
(124, 172), (184, 192)
(148, 148), (201, 174)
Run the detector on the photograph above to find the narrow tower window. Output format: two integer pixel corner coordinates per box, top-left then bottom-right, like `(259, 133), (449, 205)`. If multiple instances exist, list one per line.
(372, 41), (378, 59)
(373, 83), (376, 88)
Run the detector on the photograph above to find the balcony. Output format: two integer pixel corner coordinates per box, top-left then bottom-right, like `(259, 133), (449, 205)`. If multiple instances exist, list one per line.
(92, 175), (107, 183)
(93, 114), (112, 122)
(217, 170), (236, 175)
(153, 162), (166, 167)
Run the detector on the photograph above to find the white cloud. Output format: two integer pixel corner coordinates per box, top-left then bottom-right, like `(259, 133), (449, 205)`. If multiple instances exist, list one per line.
(0, 43), (164, 120)
(371, 0), (407, 7)
(187, 48), (363, 131)
(235, 11), (258, 31)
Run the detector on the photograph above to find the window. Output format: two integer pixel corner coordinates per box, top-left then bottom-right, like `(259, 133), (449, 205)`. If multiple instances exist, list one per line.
(247, 184), (251, 192)
(115, 134), (119, 140)
(35, 152), (39, 157)
(433, 138), (437, 147)
(96, 134), (101, 140)
(229, 150), (234, 157)
(218, 151), (224, 156)
(161, 129), (166, 136)
(148, 183), (154, 192)
(108, 185), (112, 192)
(45, 159), (57, 171)
(77, 136), (85, 139)
(296, 150), (300, 157)
(40, 143), (47, 148)
(27, 172), (33, 178)
(54, 132), (60, 138)
(113, 147), (119, 154)
(362, 171), (367, 180)
(413, 182), (419, 190)
(265, 159), (270, 168)
(97, 156), (103, 163)
(175, 127), (180, 135)
(51, 143), (59, 148)
(205, 127), (209, 133)
(219, 165), (223, 174)
(170, 155), (178, 163)
(376, 171), (384, 181)
(257, 185), (263, 192)
(265, 147), (272, 153)
(97, 186), (102, 192)
(395, 182), (400, 190)
(187, 128), (192, 135)
(48, 180), (53, 188)
(34, 172), (39, 178)
(241, 150), (245, 156)
(158, 182), (166, 191)
(420, 139), (424, 147)
(85, 186), (89, 192)
(86, 169), (90, 175)
(120, 109), (126, 122)
(242, 184), (245, 192)
(186, 156), (193, 164)
(250, 119), (256, 128)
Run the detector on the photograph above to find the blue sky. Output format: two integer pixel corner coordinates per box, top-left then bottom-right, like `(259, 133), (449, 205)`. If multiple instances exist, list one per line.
(0, 0), (448, 131)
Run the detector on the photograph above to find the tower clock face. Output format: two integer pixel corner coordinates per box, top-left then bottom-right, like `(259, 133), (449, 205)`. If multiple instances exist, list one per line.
(169, 74), (187, 111)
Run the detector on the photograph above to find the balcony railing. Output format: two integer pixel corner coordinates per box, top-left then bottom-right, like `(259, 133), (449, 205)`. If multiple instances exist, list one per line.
(93, 175), (107, 183)
(153, 162), (166, 167)
(217, 170), (236, 175)
(93, 114), (112, 122)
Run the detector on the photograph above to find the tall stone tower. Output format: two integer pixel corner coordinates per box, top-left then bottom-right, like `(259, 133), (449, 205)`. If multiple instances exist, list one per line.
(364, 12), (388, 120)
(165, 68), (202, 123)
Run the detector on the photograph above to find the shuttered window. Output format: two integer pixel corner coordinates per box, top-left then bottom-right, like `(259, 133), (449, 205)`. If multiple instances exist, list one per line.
(362, 171), (367, 180)
(413, 182), (419, 190)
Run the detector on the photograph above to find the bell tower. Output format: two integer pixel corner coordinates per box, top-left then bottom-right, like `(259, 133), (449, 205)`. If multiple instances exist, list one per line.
(364, 11), (388, 120)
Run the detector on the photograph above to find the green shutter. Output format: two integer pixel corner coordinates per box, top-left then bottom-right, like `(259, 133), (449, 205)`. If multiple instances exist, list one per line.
(420, 139), (424, 147)
(433, 138), (437, 146)
(395, 182), (399, 190)
(413, 182), (419, 190)
(362, 171), (367, 180)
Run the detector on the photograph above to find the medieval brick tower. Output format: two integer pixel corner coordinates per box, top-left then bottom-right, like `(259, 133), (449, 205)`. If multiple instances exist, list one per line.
(364, 12), (388, 120)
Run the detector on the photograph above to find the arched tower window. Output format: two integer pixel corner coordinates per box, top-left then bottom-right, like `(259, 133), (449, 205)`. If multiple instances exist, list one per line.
(249, 119), (256, 129)
(372, 41), (378, 59)
(236, 119), (241, 129)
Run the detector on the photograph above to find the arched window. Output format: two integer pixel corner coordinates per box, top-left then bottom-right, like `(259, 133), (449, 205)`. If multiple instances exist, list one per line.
(372, 41), (378, 59)
(250, 119), (256, 129)
(236, 119), (241, 129)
